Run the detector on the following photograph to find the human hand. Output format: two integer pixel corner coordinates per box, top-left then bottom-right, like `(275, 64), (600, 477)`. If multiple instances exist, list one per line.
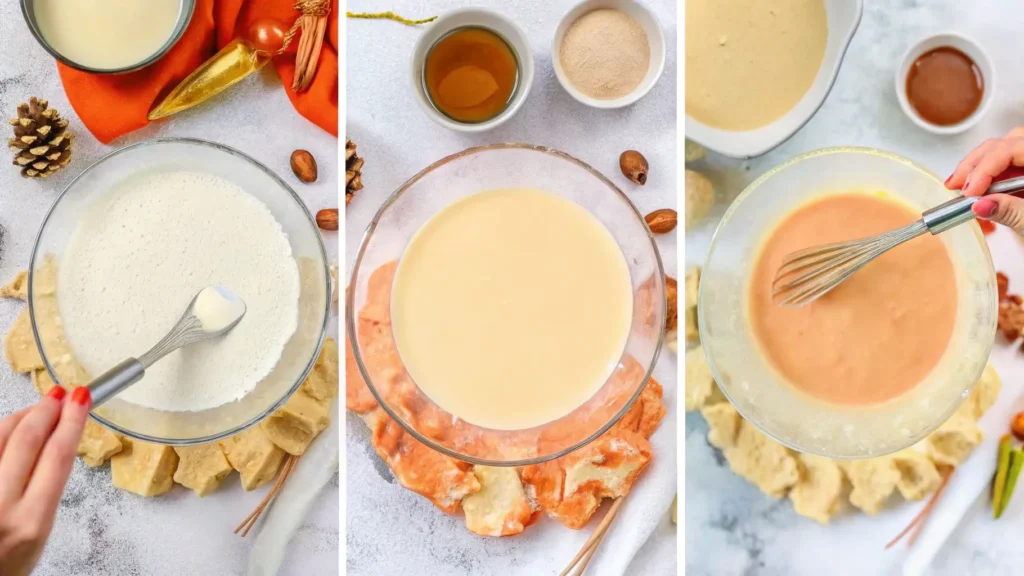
(0, 386), (91, 576)
(945, 128), (1024, 235)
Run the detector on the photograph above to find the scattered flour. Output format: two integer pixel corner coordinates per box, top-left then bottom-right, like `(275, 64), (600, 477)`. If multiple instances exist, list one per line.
(57, 170), (300, 412)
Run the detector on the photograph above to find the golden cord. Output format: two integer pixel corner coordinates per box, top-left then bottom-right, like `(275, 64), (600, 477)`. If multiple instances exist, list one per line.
(346, 11), (437, 26)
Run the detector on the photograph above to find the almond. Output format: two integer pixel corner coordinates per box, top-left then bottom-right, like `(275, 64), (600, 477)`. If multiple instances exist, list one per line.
(645, 209), (677, 234)
(290, 149), (318, 183)
(316, 208), (339, 231)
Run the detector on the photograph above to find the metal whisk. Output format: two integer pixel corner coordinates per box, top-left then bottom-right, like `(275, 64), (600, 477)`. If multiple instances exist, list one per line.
(85, 286), (246, 407)
(772, 174), (1024, 307)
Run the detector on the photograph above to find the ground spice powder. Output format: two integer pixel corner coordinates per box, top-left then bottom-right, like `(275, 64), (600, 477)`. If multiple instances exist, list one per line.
(559, 9), (650, 100)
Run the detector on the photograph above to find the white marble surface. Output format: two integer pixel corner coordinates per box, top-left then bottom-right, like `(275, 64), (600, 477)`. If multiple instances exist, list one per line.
(0, 5), (339, 575)
(345, 1), (677, 574)
(686, 1), (1024, 575)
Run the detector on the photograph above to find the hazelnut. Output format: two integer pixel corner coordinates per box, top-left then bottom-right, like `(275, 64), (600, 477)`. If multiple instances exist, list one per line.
(316, 208), (339, 231)
(290, 149), (318, 183)
(645, 209), (677, 234)
(619, 150), (649, 185)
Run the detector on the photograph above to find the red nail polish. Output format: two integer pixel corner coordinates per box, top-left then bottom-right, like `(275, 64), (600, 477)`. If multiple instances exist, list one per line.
(944, 174), (953, 186)
(47, 385), (66, 401)
(70, 386), (91, 408)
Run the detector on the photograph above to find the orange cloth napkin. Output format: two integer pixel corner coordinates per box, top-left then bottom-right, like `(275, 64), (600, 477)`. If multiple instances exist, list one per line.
(57, 0), (338, 144)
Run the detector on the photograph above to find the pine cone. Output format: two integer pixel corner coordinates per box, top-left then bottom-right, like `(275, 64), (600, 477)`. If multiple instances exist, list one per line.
(346, 139), (363, 206)
(9, 97), (73, 179)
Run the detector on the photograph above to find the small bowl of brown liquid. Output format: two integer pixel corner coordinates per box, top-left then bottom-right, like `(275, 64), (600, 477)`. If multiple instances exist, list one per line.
(412, 8), (535, 132)
(896, 32), (994, 135)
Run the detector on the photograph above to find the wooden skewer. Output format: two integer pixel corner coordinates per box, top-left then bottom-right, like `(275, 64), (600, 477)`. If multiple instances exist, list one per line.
(907, 469), (954, 547)
(884, 466), (954, 549)
(560, 498), (625, 576)
(235, 455), (299, 537)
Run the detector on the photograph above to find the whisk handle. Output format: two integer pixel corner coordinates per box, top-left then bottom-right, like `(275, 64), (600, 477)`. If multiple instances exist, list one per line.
(924, 174), (1024, 234)
(87, 358), (145, 408)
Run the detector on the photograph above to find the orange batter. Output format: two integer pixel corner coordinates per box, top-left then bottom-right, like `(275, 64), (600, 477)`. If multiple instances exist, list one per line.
(750, 193), (958, 405)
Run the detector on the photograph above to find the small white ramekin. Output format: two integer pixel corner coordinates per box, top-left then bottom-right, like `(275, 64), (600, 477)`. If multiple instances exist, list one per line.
(895, 32), (994, 136)
(410, 8), (535, 133)
(551, 0), (666, 109)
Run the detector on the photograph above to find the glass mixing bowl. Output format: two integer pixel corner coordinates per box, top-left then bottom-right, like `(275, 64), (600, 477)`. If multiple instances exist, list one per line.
(700, 147), (997, 459)
(348, 143), (666, 466)
(29, 138), (331, 445)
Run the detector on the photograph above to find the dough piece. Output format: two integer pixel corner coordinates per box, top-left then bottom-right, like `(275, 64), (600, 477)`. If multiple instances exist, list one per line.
(789, 453), (845, 525)
(4, 309), (44, 373)
(547, 431), (652, 529)
(329, 262), (339, 309)
(684, 269), (700, 343)
(33, 256), (57, 297)
(724, 420), (798, 499)
(520, 460), (564, 512)
(32, 369), (55, 395)
(701, 401), (740, 449)
(685, 140), (707, 163)
(685, 346), (715, 411)
(345, 329), (378, 413)
(925, 412), (983, 467)
(684, 268), (700, 310)
(78, 419), (123, 467)
(31, 294), (84, 383)
(665, 329), (678, 354)
(31, 364), (90, 395)
(303, 337), (340, 402)
(0, 271), (28, 300)
(173, 443), (233, 497)
(366, 408), (480, 514)
(361, 261), (397, 325)
(111, 438), (179, 497)
(261, 391), (330, 456)
(840, 458), (900, 515)
(614, 378), (666, 439)
(461, 466), (538, 537)
(635, 378), (667, 439)
(685, 170), (715, 230)
(964, 363), (1001, 420)
(891, 450), (941, 501)
(685, 308), (699, 344)
(219, 427), (286, 491)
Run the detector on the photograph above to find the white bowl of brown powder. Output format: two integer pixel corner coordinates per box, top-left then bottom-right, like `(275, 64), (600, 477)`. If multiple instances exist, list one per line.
(553, 1), (666, 109)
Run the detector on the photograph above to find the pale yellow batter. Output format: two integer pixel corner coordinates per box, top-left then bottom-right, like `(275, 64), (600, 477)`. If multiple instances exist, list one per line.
(34, 0), (180, 69)
(390, 189), (633, 431)
(686, 0), (828, 131)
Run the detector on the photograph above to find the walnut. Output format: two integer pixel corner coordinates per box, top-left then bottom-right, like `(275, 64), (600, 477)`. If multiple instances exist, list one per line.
(998, 300), (1024, 341)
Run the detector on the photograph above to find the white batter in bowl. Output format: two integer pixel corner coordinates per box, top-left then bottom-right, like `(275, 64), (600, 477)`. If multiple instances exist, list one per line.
(28, 139), (330, 445)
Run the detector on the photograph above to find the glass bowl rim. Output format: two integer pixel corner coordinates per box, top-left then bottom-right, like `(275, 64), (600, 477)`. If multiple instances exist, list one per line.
(698, 145), (995, 458)
(347, 142), (666, 467)
(28, 137), (332, 446)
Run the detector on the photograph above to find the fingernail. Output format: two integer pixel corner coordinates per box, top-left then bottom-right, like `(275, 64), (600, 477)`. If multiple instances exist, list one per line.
(975, 198), (998, 218)
(963, 176), (972, 191)
(46, 385), (66, 402)
(70, 386), (91, 408)
(944, 174), (953, 186)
